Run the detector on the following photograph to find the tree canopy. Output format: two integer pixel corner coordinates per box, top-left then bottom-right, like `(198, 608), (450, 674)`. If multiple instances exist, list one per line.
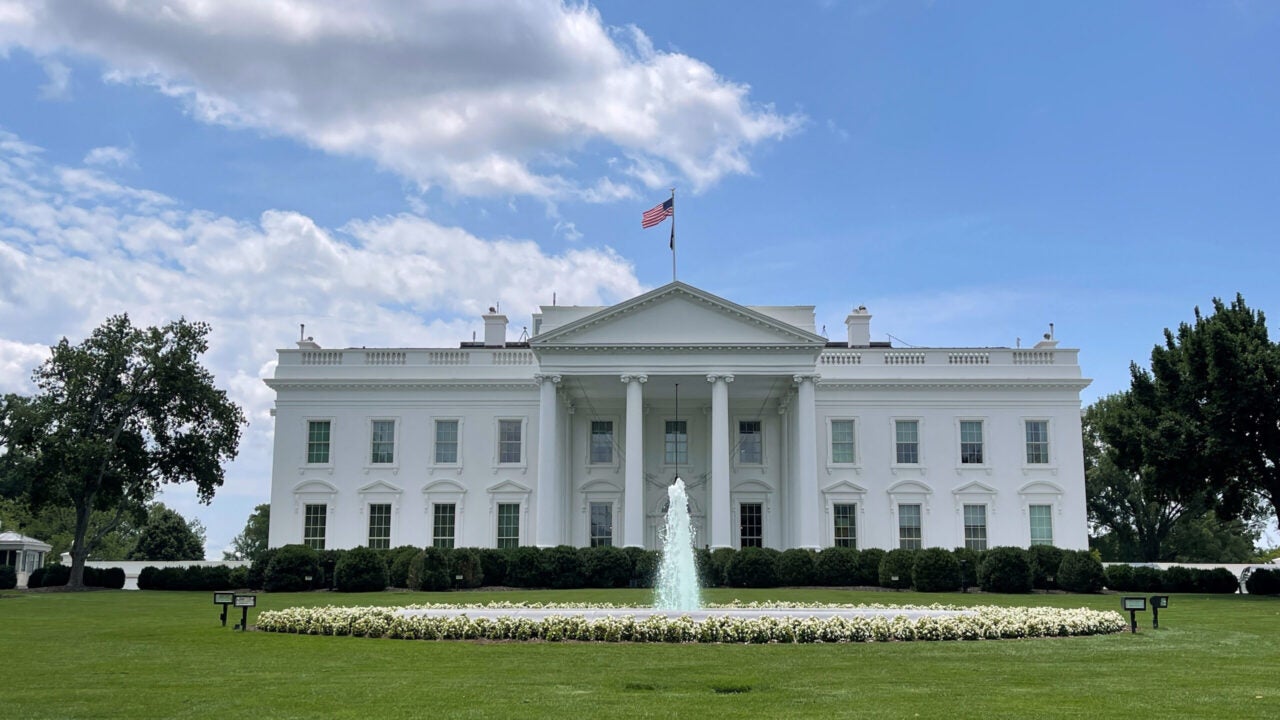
(0, 315), (244, 586)
(224, 503), (270, 561)
(128, 503), (206, 561)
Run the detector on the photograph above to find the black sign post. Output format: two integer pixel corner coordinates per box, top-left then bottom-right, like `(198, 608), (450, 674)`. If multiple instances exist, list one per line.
(213, 591), (235, 627)
(1149, 595), (1169, 629)
(233, 594), (257, 631)
(1121, 596), (1147, 633)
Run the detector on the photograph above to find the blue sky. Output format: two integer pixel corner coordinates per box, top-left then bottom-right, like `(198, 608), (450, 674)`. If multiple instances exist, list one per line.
(1, 1), (1277, 555)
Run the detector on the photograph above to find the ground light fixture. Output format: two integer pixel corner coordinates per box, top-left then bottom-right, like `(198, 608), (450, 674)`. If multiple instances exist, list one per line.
(233, 594), (257, 631)
(1149, 595), (1169, 629)
(213, 591), (235, 627)
(1121, 596), (1147, 633)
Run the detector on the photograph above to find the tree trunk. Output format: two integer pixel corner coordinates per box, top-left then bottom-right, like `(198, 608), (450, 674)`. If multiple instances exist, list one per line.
(67, 502), (92, 588)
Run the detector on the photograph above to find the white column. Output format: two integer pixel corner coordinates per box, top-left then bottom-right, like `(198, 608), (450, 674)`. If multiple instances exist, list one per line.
(535, 373), (562, 547)
(708, 373), (734, 549)
(622, 374), (647, 548)
(793, 374), (820, 549)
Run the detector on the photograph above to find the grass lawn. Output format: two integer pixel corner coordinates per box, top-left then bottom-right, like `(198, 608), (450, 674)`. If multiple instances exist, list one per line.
(1, 587), (1277, 719)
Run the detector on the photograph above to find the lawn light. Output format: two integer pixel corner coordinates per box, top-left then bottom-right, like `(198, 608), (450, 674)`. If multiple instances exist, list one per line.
(1121, 596), (1147, 634)
(213, 591), (235, 627)
(1149, 595), (1169, 629)
(233, 594), (257, 631)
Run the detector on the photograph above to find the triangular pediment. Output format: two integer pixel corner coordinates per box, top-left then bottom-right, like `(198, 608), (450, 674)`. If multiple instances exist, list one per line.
(487, 479), (531, 495)
(532, 282), (826, 348)
(822, 480), (869, 495)
(952, 480), (998, 496)
(358, 479), (404, 495)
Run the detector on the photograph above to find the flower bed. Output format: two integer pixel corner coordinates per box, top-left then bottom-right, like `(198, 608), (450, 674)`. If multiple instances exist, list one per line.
(256, 602), (1127, 643)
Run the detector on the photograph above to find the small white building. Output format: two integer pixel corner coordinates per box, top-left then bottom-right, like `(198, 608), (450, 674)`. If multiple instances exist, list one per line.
(0, 523), (52, 589)
(265, 281), (1090, 553)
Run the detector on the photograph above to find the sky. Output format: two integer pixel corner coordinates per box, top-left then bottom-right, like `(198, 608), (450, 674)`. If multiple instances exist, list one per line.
(1, 1), (1278, 557)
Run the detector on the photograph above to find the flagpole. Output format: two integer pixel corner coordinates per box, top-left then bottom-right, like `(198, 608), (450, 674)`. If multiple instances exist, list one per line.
(669, 187), (676, 282)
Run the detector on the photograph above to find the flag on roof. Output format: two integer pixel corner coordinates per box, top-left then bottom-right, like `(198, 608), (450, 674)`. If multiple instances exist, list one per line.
(641, 198), (674, 229)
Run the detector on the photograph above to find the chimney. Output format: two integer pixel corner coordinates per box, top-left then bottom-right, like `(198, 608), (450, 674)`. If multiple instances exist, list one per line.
(296, 337), (321, 349)
(483, 307), (508, 347)
(845, 306), (871, 347)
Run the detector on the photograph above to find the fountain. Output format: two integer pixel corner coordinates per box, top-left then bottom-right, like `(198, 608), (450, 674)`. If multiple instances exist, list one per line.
(654, 478), (700, 611)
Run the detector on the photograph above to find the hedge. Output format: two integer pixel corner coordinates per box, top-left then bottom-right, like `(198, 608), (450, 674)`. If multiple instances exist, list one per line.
(1056, 550), (1104, 594)
(815, 547), (859, 586)
(387, 546), (421, 589)
(1027, 545), (1065, 590)
(264, 544), (322, 592)
(137, 564), (232, 591)
(543, 545), (583, 589)
(448, 548), (485, 589)
(912, 548), (961, 592)
(726, 547), (779, 588)
(581, 546), (631, 588)
(878, 549), (916, 589)
(776, 549), (817, 586)
(856, 549), (887, 587)
(409, 547), (451, 591)
(334, 546), (388, 592)
(978, 547), (1034, 594)
(1246, 567), (1280, 595)
(0, 565), (16, 590)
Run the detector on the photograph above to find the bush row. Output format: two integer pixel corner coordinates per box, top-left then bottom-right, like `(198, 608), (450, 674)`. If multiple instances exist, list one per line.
(138, 564), (251, 591)
(27, 565), (126, 589)
(0, 565), (16, 590)
(1245, 568), (1280, 595)
(229, 544), (1106, 595)
(1103, 564), (1240, 594)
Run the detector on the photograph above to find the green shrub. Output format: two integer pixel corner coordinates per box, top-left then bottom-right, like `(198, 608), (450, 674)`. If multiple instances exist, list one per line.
(264, 544), (321, 592)
(100, 567), (126, 590)
(776, 549), (817, 586)
(37, 564), (71, 587)
(477, 548), (508, 587)
(581, 546), (631, 588)
(0, 565), (16, 590)
(387, 546), (421, 588)
(1195, 567), (1241, 594)
(978, 546), (1034, 594)
(334, 546), (388, 592)
(504, 547), (546, 588)
(246, 548), (276, 590)
(1245, 567), (1280, 595)
(409, 547), (451, 591)
(878, 549), (916, 589)
(627, 547), (659, 588)
(706, 548), (736, 588)
(1028, 545), (1065, 590)
(815, 547), (859, 586)
(543, 545), (583, 589)
(1104, 563), (1133, 591)
(912, 548), (961, 592)
(1130, 566), (1164, 592)
(694, 548), (716, 588)
(856, 548), (886, 586)
(318, 549), (345, 590)
(228, 566), (249, 588)
(27, 567), (47, 588)
(1161, 565), (1195, 592)
(952, 548), (982, 590)
(725, 547), (779, 588)
(1056, 550), (1105, 593)
(448, 548), (484, 589)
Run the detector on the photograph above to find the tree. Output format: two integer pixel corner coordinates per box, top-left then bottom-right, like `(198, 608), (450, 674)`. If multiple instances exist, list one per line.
(1129, 295), (1280, 524)
(128, 503), (206, 561)
(224, 503), (270, 561)
(0, 315), (244, 587)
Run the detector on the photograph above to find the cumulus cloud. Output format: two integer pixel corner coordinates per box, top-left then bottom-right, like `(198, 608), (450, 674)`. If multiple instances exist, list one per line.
(83, 145), (134, 167)
(2, 0), (803, 198)
(37, 57), (69, 99)
(0, 128), (644, 554)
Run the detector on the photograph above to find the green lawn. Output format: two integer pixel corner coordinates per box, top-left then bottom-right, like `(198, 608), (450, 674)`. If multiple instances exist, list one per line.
(2, 588), (1277, 719)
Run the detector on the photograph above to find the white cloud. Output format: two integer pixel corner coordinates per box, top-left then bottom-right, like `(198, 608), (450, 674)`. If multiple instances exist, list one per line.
(0, 128), (644, 557)
(83, 145), (134, 167)
(37, 57), (69, 99)
(2, 1), (803, 199)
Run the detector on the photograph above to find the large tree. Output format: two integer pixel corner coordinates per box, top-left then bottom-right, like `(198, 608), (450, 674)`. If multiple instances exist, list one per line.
(1130, 295), (1280, 523)
(128, 503), (207, 561)
(223, 503), (270, 561)
(0, 315), (244, 587)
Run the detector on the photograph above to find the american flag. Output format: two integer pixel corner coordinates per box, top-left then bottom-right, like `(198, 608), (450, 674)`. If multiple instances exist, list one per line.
(641, 198), (673, 229)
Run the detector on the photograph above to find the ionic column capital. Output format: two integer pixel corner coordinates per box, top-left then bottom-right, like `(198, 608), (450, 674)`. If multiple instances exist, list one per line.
(792, 373), (820, 385)
(620, 373), (648, 384)
(534, 373), (562, 385)
(705, 373), (735, 384)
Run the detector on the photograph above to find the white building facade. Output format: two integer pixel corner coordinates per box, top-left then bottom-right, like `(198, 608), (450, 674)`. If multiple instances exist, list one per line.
(265, 282), (1090, 553)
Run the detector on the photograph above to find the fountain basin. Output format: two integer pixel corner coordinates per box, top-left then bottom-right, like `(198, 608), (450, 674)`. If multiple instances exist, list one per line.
(395, 606), (976, 622)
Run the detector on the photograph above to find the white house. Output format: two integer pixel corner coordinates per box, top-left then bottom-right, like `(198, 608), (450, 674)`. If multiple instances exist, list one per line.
(265, 281), (1090, 554)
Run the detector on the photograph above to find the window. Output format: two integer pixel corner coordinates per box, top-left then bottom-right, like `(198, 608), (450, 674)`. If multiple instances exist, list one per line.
(435, 420), (459, 464)
(367, 503), (391, 549)
(496, 503), (520, 548)
(664, 420), (688, 466)
(898, 504), (922, 550)
(833, 503), (857, 548)
(831, 420), (855, 464)
(590, 421), (613, 464)
(303, 504), (327, 550)
(307, 420), (330, 464)
(433, 503), (457, 549)
(1025, 420), (1050, 464)
(960, 421), (984, 464)
(1029, 504), (1054, 546)
(498, 420), (522, 464)
(895, 420), (919, 464)
(740, 503), (763, 548)
(963, 504), (988, 551)
(371, 420), (396, 464)
(589, 501), (613, 547)
(738, 420), (763, 464)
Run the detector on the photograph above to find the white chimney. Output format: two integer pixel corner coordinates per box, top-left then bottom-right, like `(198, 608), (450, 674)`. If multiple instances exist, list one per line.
(845, 306), (871, 347)
(296, 337), (320, 349)
(483, 307), (508, 347)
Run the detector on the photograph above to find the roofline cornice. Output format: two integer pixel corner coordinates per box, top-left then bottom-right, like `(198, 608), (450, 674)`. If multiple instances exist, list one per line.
(265, 380), (538, 392)
(817, 379), (1093, 392)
